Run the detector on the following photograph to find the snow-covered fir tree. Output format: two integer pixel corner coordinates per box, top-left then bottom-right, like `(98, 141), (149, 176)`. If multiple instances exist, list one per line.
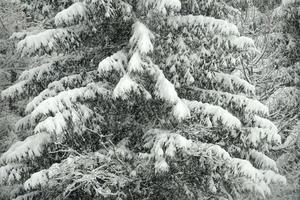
(0, 0), (287, 199)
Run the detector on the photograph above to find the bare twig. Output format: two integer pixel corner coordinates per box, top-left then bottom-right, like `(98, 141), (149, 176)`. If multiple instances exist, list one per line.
(0, 17), (8, 33)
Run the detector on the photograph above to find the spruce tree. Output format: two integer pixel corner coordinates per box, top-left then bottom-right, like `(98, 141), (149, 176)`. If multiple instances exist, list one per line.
(0, 0), (286, 199)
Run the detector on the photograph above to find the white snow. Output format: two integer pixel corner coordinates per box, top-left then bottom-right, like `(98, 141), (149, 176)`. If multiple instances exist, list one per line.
(155, 72), (179, 103)
(55, 2), (89, 26)
(207, 144), (231, 160)
(245, 127), (281, 147)
(245, 99), (269, 115)
(252, 115), (278, 132)
(1, 80), (28, 99)
(17, 29), (74, 56)
(34, 112), (67, 136)
(229, 36), (256, 50)
(25, 89), (57, 114)
(15, 114), (31, 131)
(0, 163), (27, 184)
(184, 70), (195, 85)
(0, 133), (51, 163)
(129, 21), (154, 54)
(183, 99), (242, 129)
(154, 157), (169, 173)
(24, 169), (48, 190)
(128, 52), (143, 73)
(1, 62), (55, 100)
(48, 163), (60, 179)
(113, 74), (139, 99)
(143, 129), (192, 173)
(213, 72), (255, 95)
(249, 149), (278, 171)
(168, 15), (240, 36)
(98, 51), (127, 75)
(32, 84), (105, 117)
(262, 170), (287, 185)
(191, 88), (269, 115)
(231, 158), (263, 182)
(18, 62), (53, 81)
(172, 99), (191, 121)
(25, 73), (96, 114)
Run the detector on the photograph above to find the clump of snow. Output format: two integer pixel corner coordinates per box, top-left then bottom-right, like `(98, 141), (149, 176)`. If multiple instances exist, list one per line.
(213, 72), (255, 95)
(55, 2), (89, 26)
(0, 163), (28, 185)
(17, 29), (76, 56)
(24, 169), (48, 190)
(252, 115), (277, 132)
(48, 163), (60, 179)
(190, 142), (284, 198)
(244, 127), (281, 147)
(202, 144), (231, 160)
(1, 80), (28, 100)
(249, 149), (278, 172)
(240, 178), (271, 198)
(184, 69), (195, 85)
(183, 99), (241, 129)
(31, 83), (109, 122)
(262, 170), (287, 185)
(1, 62), (57, 101)
(155, 72), (179, 103)
(113, 74), (140, 99)
(154, 157), (169, 173)
(15, 115), (31, 131)
(129, 21), (154, 54)
(33, 103), (93, 140)
(168, 15), (240, 36)
(244, 99), (269, 115)
(231, 158), (263, 182)
(128, 52), (143, 73)
(34, 112), (67, 136)
(0, 133), (51, 163)
(28, 83), (109, 140)
(98, 51), (127, 75)
(191, 88), (269, 115)
(18, 62), (53, 81)
(26, 72), (96, 114)
(31, 96), (63, 121)
(172, 99), (191, 121)
(229, 36), (256, 51)
(25, 89), (60, 114)
(143, 129), (192, 173)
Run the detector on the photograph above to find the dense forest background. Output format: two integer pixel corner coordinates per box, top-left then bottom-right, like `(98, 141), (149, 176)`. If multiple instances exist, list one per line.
(0, 0), (299, 199)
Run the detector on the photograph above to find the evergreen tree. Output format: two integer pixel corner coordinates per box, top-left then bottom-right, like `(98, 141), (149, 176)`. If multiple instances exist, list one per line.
(0, 0), (286, 199)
